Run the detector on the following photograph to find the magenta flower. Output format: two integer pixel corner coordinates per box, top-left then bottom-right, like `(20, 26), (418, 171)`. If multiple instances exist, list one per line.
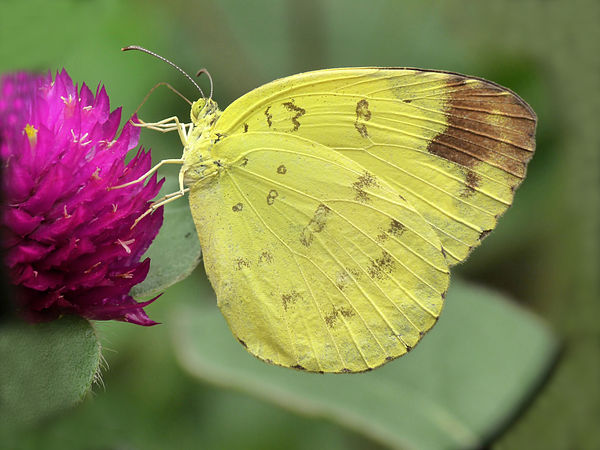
(0, 70), (164, 326)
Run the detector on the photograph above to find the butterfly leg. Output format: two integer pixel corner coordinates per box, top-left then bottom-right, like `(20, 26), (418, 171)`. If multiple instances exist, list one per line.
(132, 116), (182, 133)
(109, 158), (185, 190)
(136, 114), (194, 153)
(111, 113), (194, 191)
(131, 116), (191, 145)
(131, 187), (191, 229)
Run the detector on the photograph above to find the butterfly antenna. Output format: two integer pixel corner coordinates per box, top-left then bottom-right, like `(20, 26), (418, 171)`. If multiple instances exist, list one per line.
(122, 45), (205, 99)
(196, 68), (214, 101)
(132, 81), (192, 121)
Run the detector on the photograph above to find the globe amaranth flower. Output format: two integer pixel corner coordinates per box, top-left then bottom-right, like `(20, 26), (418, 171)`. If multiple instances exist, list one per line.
(0, 70), (164, 326)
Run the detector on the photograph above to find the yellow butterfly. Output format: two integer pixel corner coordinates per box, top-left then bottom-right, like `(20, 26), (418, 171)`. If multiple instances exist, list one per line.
(123, 47), (536, 373)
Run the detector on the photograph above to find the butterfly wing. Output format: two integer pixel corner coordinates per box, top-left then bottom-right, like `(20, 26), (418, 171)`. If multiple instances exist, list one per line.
(213, 68), (536, 264)
(188, 132), (449, 372)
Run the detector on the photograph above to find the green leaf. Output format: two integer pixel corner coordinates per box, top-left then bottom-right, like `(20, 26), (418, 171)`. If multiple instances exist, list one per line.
(131, 179), (202, 300)
(0, 316), (101, 433)
(172, 279), (557, 450)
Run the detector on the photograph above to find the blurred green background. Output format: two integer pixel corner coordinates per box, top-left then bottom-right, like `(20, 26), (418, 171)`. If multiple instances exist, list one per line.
(1, 0), (597, 449)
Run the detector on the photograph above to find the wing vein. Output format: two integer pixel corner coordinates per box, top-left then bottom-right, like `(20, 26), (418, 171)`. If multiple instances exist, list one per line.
(234, 159), (448, 266)
(271, 200), (392, 362)
(234, 168), (446, 317)
(226, 171), (347, 370)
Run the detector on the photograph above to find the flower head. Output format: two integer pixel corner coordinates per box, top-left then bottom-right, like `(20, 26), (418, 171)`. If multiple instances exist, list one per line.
(0, 70), (163, 325)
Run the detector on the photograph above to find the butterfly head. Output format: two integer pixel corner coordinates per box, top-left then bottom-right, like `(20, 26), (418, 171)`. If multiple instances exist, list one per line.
(191, 98), (220, 125)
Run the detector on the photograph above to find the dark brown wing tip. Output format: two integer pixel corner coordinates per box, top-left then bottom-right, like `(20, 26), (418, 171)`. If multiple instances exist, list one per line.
(424, 70), (536, 179)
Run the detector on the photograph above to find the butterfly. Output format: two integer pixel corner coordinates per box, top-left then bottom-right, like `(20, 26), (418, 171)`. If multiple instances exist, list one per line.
(124, 47), (536, 373)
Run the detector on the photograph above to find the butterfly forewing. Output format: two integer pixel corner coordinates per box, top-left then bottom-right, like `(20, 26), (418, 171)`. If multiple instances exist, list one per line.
(214, 68), (536, 264)
(188, 132), (449, 372)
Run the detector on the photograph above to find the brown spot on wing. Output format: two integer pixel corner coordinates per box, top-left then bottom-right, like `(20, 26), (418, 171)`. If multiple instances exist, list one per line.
(427, 76), (536, 180)
(282, 100), (305, 131)
(466, 170), (480, 189)
(460, 170), (481, 198)
(353, 188), (370, 203)
(387, 219), (406, 237)
(324, 306), (355, 328)
(367, 250), (395, 279)
(354, 99), (372, 138)
(354, 171), (378, 189)
(300, 203), (331, 247)
(235, 257), (250, 270)
(340, 308), (355, 318)
(232, 202), (244, 212)
(375, 232), (389, 242)
(299, 230), (313, 248)
(324, 310), (336, 328)
(266, 189), (278, 205)
(336, 270), (351, 290)
(352, 171), (379, 203)
(309, 204), (331, 232)
(277, 164), (287, 174)
(258, 251), (273, 264)
(264, 106), (273, 127)
(355, 123), (368, 138)
(243, 123), (248, 133)
(282, 290), (302, 311)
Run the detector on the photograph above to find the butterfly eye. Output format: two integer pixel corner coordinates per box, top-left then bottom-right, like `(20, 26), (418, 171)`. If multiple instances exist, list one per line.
(191, 99), (207, 122)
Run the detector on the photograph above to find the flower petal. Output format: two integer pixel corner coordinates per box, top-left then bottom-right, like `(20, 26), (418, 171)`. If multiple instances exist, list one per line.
(1, 70), (164, 325)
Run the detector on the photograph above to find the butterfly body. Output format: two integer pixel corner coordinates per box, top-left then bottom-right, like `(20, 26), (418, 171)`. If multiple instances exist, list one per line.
(170, 68), (535, 373)
(179, 98), (221, 185)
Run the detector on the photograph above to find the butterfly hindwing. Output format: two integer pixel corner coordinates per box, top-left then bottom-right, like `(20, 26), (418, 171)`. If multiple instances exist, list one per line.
(188, 132), (449, 372)
(214, 68), (536, 264)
